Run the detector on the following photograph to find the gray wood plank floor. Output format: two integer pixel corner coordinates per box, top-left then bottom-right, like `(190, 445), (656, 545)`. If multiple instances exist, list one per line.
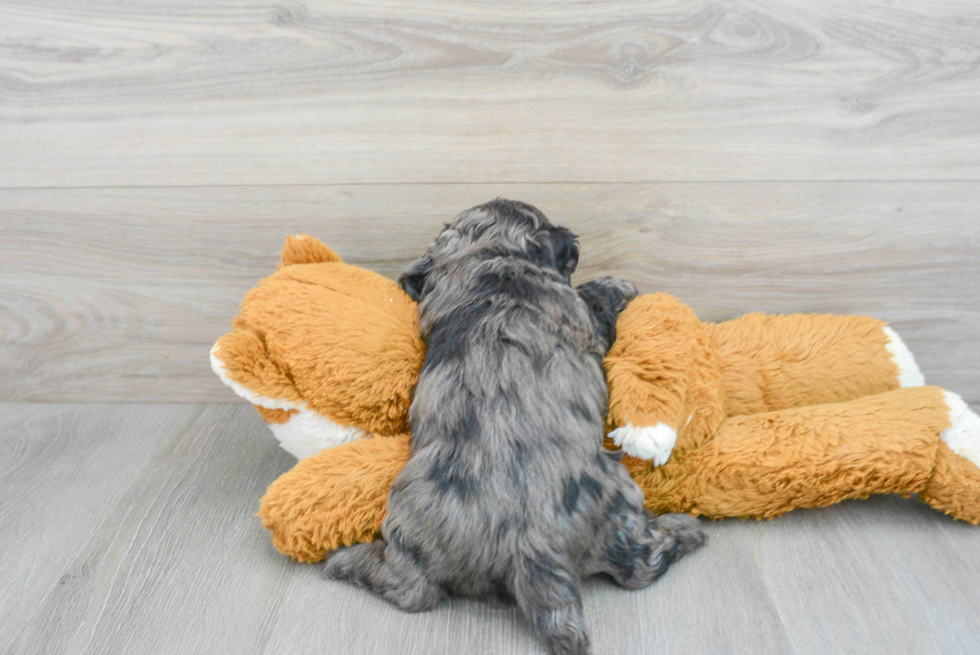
(3, 403), (979, 655)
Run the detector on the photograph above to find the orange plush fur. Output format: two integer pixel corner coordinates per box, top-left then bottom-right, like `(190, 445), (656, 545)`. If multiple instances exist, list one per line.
(212, 236), (980, 563)
(211, 236), (424, 459)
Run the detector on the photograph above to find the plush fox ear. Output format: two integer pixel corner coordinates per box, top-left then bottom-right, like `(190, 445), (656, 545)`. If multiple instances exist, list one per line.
(280, 235), (342, 267)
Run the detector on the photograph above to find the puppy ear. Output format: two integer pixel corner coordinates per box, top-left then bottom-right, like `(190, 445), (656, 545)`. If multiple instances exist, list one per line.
(550, 226), (580, 278)
(575, 279), (621, 348)
(398, 255), (432, 302)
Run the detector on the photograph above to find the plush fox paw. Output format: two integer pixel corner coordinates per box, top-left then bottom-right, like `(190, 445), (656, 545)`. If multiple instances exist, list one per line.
(608, 423), (678, 466)
(942, 391), (980, 469)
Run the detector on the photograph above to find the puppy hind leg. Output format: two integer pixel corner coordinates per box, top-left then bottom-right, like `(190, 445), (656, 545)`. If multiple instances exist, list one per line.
(588, 501), (705, 590)
(655, 512), (708, 560)
(322, 540), (443, 613)
(512, 554), (591, 655)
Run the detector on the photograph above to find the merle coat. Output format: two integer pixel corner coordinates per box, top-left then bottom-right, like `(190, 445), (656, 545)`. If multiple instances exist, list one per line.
(324, 199), (705, 655)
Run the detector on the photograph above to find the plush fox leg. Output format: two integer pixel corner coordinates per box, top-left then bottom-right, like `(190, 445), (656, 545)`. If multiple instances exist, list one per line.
(258, 435), (410, 563)
(606, 294), (928, 465)
(259, 389), (980, 562)
(707, 313), (924, 417)
(629, 386), (980, 524)
(920, 391), (980, 523)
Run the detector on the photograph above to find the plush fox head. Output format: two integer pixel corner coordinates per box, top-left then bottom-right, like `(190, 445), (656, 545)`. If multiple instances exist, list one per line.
(210, 235), (424, 458)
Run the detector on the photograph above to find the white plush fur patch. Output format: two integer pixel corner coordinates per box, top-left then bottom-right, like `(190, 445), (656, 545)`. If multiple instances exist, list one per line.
(268, 408), (365, 459)
(210, 343), (365, 459)
(209, 345), (297, 412)
(883, 327), (925, 387)
(942, 391), (980, 469)
(608, 423), (677, 466)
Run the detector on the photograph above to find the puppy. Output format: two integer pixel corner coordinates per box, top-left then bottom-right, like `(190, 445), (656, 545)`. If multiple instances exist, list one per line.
(324, 199), (705, 655)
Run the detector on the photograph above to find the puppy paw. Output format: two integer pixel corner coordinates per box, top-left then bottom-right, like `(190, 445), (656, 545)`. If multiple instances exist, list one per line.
(942, 391), (980, 469)
(578, 276), (637, 312)
(591, 276), (638, 308)
(656, 514), (707, 559)
(608, 423), (677, 466)
(321, 548), (354, 581)
(321, 541), (377, 581)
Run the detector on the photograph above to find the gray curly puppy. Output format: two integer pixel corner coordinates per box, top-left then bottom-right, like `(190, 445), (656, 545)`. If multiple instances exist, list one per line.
(324, 199), (706, 655)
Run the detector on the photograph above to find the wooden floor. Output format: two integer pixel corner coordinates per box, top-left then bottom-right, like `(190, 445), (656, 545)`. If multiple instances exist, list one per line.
(2, 0), (979, 653)
(3, 404), (980, 655)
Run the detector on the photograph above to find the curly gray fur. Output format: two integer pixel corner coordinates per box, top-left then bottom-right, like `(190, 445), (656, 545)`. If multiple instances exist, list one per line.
(324, 199), (706, 655)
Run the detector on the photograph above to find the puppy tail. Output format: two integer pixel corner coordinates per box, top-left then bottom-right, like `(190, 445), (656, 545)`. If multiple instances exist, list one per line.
(511, 553), (592, 655)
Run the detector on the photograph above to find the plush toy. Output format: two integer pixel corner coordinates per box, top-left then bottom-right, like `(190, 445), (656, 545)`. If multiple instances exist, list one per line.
(211, 235), (980, 563)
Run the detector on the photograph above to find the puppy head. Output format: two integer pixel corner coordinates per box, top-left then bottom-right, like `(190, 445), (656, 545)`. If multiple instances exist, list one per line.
(399, 199), (580, 301)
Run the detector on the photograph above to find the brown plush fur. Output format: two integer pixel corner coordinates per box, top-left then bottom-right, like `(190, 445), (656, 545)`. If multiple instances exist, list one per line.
(262, 435), (411, 561)
(214, 235), (424, 437)
(625, 386), (953, 519)
(604, 293), (903, 453)
(257, 389), (968, 564)
(211, 236), (979, 563)
(921, 441), (980, 524)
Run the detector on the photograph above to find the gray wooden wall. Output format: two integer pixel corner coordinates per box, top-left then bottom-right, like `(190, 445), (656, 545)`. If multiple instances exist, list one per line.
(2, 0), (978, 404)
(3, 184), (979, 403)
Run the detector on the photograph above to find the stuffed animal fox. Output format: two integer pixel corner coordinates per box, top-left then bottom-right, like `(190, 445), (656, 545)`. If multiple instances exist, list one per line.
(211, 236), (980, 563)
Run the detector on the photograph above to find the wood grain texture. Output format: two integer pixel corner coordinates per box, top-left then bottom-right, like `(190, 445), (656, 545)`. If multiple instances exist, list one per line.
(2, 182), (978, 404)
(0, 404), (209, 653)
(2, 0), (980, 187)
(4, 403), (979, 655)
(3, 403), (297, 654)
